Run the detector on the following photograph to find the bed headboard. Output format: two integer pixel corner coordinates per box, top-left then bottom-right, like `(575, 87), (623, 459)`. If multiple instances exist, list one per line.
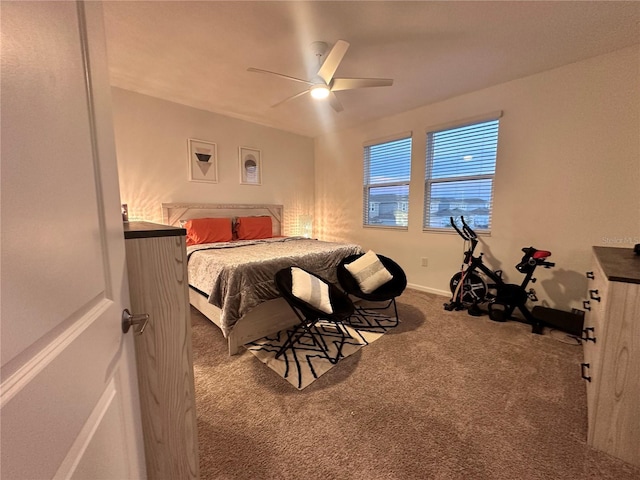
(161, 203), (284, 236)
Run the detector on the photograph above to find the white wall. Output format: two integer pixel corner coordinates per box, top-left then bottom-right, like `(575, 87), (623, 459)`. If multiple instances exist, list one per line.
(314, 46), (640, 310)
(111, 88), (315, 233)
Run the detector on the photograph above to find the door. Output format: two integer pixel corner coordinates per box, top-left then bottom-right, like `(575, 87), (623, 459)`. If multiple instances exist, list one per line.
(1, 2), (146, 478)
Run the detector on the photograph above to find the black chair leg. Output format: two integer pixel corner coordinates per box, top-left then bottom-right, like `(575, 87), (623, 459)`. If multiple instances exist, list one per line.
(275, 319), (314, 359)
(276, 318), (352, 364)
(326, 321), (350, 364)
(351, 298), (399, 327)
(312, 320), (352, 364)
(391, 297), (400, 326)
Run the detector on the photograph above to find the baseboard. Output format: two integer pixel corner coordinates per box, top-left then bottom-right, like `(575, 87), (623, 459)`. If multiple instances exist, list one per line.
(406, 283), (450, 297)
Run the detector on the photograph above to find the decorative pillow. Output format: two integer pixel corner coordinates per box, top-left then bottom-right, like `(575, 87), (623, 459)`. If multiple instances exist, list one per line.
(344, 250), (393, 294)
(184, 217), (233, 246)
(236, 216), (272, 240)
(291, 267), (333, 314)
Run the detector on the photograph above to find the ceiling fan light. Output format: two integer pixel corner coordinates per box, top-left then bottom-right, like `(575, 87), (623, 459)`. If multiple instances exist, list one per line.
(310, 84), (330, 99)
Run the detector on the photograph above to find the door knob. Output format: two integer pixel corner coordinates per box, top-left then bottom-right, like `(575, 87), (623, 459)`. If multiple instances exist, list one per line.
(122, 309), (149, 335)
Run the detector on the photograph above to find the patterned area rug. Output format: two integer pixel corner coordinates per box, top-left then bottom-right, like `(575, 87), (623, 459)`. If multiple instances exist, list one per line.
(246, 309), (398, 389)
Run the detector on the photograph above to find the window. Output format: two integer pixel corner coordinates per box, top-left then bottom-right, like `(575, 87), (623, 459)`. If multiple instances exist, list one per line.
(363, 134), (412, 228)
(424, 116), (500, 232)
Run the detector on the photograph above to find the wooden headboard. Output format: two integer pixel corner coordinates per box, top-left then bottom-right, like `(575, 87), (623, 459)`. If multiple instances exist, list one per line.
(161, 203), (284, 236)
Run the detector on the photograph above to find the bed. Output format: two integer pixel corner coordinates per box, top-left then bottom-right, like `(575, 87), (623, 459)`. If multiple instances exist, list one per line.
(162, 203), (362, 355)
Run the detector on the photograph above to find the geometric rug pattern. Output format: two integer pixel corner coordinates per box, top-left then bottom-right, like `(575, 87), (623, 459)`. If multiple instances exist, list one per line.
(245, 310), (398, 389)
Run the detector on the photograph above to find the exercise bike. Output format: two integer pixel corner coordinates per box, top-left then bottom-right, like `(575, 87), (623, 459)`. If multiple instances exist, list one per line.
(444, 216), (555, 334)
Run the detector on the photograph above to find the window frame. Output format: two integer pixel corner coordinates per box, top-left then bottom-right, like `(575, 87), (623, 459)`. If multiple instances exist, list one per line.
(423, 112), (502, 234)
(362, 132), (412, 230)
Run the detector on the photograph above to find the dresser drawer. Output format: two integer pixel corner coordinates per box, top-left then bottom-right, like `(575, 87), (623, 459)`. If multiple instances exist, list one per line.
(582, 255), (609, 437)
(584, 255), (609, 338)
(584, 246), (640, 468)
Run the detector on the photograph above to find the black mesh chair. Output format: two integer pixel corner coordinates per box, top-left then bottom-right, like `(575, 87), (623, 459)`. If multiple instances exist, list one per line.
(274, 267), (355, 364)
(337, 253), (407, 325)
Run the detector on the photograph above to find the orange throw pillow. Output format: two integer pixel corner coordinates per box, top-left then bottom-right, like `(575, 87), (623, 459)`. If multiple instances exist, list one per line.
(236, 216), (272, 240)
(184, 218), (233, 246)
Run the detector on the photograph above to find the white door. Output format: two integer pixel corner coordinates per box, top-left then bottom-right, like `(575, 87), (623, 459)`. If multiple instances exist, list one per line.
(1, 2), (146, 478)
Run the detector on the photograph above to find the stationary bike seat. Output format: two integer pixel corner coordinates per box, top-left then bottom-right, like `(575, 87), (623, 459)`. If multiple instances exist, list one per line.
(532, 250), (551, 259)
(521, 247), (551, 259)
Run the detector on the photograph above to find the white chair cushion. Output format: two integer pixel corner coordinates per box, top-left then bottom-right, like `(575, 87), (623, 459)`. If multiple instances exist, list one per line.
(291, 267), (333, 314)
(344, 250), (393, 294)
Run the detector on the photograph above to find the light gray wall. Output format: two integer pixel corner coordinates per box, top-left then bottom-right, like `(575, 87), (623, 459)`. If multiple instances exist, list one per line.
(111, 88), (315, 233)
(314, 45), (640, 310)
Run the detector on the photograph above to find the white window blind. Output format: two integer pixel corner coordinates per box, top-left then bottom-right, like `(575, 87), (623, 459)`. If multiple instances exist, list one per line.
(424, 118), (500, 231)
(363, 135), (412, 227)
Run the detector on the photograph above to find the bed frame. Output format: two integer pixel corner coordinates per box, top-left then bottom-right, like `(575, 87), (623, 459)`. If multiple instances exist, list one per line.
(162, 203), (300, 355)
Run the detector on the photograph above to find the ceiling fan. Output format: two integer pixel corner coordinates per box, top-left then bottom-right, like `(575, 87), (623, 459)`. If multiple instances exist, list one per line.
(247, 40), (393, 112)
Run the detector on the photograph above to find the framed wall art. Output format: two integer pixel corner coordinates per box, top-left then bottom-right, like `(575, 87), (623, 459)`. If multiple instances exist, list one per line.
(239, 146), (262, 185)
(188, 138), (218, 183)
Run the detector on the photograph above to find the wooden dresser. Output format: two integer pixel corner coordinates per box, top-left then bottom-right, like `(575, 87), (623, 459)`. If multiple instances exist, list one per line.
(124, 222), (200, 479)
(582, 246), (639, 468)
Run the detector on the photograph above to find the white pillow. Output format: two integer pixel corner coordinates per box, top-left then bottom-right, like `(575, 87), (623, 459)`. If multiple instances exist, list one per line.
(290, 267), (333, 314)
(344, 250), (393, 294)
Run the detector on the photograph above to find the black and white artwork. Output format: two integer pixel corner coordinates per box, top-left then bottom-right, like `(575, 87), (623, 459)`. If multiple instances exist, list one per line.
(188, 139), (218, 183)
(239, 147), (262, 185)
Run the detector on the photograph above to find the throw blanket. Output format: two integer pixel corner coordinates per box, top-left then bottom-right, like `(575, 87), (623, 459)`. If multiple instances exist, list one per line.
(187, 237), (362, 337)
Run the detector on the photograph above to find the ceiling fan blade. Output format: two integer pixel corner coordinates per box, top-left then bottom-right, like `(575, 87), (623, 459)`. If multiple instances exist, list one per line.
(317, 40), (350, 84)
(247, 67), (314, 86)
(331, 77), (394, 92)
(328, 91), (344, 113)
(271, 90), (309, 108)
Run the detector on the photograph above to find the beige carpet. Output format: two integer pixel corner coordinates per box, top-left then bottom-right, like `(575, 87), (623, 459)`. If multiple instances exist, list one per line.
(190, 289), (640, 480)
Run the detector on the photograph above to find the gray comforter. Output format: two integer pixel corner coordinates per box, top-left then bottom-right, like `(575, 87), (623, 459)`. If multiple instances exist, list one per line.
(187, 237), (362, 337)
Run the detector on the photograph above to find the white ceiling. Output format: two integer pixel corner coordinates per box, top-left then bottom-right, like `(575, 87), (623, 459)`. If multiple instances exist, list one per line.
(103, 1), (640, 138)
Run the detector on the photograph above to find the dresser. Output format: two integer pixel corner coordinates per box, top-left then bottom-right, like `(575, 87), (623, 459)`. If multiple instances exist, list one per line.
(124, 222), (200, 479)
(582, 246), (639, 468)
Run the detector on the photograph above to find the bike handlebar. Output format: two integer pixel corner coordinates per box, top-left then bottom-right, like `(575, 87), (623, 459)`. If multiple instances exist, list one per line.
(460, 216), (478, 240)
(449, 216), (469, 240)
(450, 216), (479, 241)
